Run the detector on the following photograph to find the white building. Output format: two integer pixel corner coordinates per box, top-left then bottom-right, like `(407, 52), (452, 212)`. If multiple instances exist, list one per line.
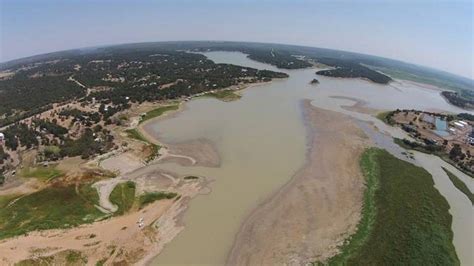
(0, 132), (4, 142)
(459, 121), (468, 127)
(453, 121), (465, 129)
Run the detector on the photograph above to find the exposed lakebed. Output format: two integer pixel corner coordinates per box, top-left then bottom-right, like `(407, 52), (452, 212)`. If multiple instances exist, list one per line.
(146, 51), (473, 265)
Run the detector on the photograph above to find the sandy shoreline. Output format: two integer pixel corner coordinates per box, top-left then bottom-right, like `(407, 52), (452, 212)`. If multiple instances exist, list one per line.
(226, 100), (369, 265)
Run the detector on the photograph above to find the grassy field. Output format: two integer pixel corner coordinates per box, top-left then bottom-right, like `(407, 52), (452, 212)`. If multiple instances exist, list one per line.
(16, 249), (87, 265)
(326, 148), (459, 265)
(0, 183), (106, 240)
(20, 165), (64, 182)
(205, 90), (241, 102)
(125, 128), (148, 143)
(109, 181), (136, 215)
(140, 104), (179, 124)
(442, 167), (474, 205)
(138, 191), (177, 209)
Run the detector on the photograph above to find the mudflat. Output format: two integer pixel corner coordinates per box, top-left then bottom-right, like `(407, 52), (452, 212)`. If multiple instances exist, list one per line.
(227, 101), (369, 265)
(158, 138), (221, 168)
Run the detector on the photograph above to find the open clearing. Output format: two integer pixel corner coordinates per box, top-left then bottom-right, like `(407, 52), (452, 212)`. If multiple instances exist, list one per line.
(0, 183), (106, 240)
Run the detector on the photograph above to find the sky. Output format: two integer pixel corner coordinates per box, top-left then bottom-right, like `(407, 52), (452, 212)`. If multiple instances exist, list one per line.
(1, 0), (473, 79)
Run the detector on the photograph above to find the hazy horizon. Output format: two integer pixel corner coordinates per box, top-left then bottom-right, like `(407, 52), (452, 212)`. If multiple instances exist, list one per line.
(1, 0), (473, 79)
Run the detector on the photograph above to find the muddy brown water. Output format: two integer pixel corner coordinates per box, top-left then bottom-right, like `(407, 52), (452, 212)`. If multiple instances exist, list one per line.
(147, 51), (473, 265)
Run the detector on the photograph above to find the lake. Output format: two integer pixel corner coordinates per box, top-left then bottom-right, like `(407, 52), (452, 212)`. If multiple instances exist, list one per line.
(148, 51), (473, 265)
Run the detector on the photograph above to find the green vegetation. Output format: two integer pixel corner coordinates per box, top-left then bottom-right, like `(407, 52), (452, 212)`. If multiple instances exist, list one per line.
(138, 191), (178, 209)
(125, 128), (160, 162)
(34, 119), (68, 138)
(77, 183), (101, 206)
(2, 119), (115, 161)
(144, 143), (161, 163)
(0, 194), (19, 208)
(326, 148), (459, 265)
(184, 175), (199, 180)
(43, 145), (61, 159)
(102, 182), (173, 214)
(394, 138), (443, 154)
(16, 256), (54, 266)
(442, 91), (474, 110)
(327, 148), (379, 265)
(0, 145), (9, 165)
(442, 167), (474, 205)
(205, 90), (241, 102)
(21, 165), (63, 182)
(16, 250), (87, 266)
(0, 45), (287, 127)
(394, 138), (473, 178)
(109, 181), (136, 215)
(140, 104), (179, 124)
(3, 122), (40, 150)
(125, 128), (148, 143)
(65, 250), (87, 264)
(316, 58), (392, 84)
(0, 184), (106, 240)
(60, 128), (114, 159)
(0, 74), (84, 125)
(376, 111), (395, 125)
(2, 41), (471, 127)
(96, 258), (107, 266)
(457, 112), (474, 122)
(246, 49), (311, 69)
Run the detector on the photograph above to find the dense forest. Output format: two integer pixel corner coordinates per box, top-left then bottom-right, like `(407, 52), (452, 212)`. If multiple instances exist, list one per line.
(0, 48), (287, 127)
(1, 41), (472, 126)
(441, 91), (474, 110)
(0, 44), (293, 168)
(2, 120), (115, 160)
(246, 49), (311, 69)
(315, 58), (392, 84)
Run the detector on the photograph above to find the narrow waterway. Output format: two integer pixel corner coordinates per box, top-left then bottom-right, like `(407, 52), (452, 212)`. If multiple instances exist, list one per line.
(149, 51), (473, 265)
